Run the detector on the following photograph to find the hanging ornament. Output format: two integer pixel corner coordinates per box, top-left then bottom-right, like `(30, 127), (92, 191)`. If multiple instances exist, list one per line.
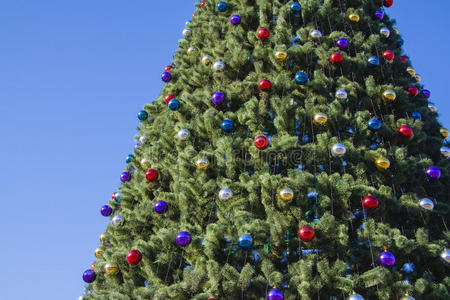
(218, 188), (232, 200)
(422, 89), (431, 98)
(127, 249), (142, 265)
(295, 72), (308, 84)
(383, 50), (395, 61)
(177, 129), (189, 141)
(187, 47), (196, 56)
(362, 195), (379, 210)
(348, 13), (360, 22)
(95, 246), (105, 258)
(279, 188), (294, 204)
(202, 55), (213, 65)
(310, 29), (322, 39)
(137, 110), (148, 121)
(100, 205), (113, 217)
(383, 0), (394, 8)
(259, 79), (272, 91)
(408, 86), (418, 96)
(374, 10), (384, 20)
(196, 157), (210, 170)
(313, 113), (327, 125)
(140, 158), (151, 169)
(211, 92), (225, 105)
(441, 249), (450, 264)
(428, 104), (437, 113)
(290, 2), (302, 13)
(441, 146), (450, 158)
(382, 89), (397, 101)
(221, 120), (234, 133)
(104, 262), (119, 276)
(440, 128), (449, 139)
(257, 28), (270, 40)
(139, 135), (146, 145)
(154, 200), (168, 214)
(168, 99), (180, 111)
(375, 157), (390, 171)
(336, 38), (349, 49)
(99, 233), (106, 243)
(125, 154), (134, 164)
(120, 172), (131, 183)
(330, 52), (343, 64)
(176, 231), (192, 246)
(82, 269), (96, 283)
(112, 192), (121, 203)
(216, 1), (227, 12)
(111, 215), (122, 226)
(238, 234), (253, 249)
(161, 72), (172, 83)
(411, 112), (422, 121)
(298, 225), (315, 242)
(274, 50), (287, 62)
(145, 169), (158, 182)
(230, 15), (241, 25)
(367, 56), (380, 67)
(400, 56), (407, 64)
(164, 65), (173, 72)
(213, 60), (224, 71)
(90, 263), (95, 270)
(335, 89), (348, 100)
(254, 135), (269, 150)
(379, 249), (396, 267)
(426, 166), (441, 179)
(398, 37), (404, 46)
(349, 294), (364, 300)
(267, 288), (284, 300)
(368, 118), (382, 131)
(419, 198), (434, 211)
(414, 74), (421, 83)
(200, 1), (206, 7)
(182, 28), (191, 38)
(331, 143), (347, 157)
(400, 293), (415, 300)
(398, 125), (413, 137)
(380, 27), (391, 38)
(406, 67), (416, 76)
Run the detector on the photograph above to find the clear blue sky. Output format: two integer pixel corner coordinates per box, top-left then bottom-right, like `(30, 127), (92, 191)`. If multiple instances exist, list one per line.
(0, 1), (448, 299)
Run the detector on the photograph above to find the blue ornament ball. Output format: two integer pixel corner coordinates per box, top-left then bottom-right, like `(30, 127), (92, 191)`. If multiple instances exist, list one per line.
(295, 72), (308, 84)
(230, 15), (241, 25)
(100, 205), (113, 217)
(161, 72), (172, 83)
(367, 56), (380, 67)
(290, 2), (302, 13)
(411, 112), (422, 121)
(217, 1), (227, 12)
(82, 270), (96, 283)
(168, 99), (180, 111)
(154, 200), (168, 214)
(238, 234), (253, 249)
(368, 118), (382, 131)
(126, 154), (134, 164)
(137, 110), (148, 121)
(398, 37), (404, 46)
(221, 120), (234, 133)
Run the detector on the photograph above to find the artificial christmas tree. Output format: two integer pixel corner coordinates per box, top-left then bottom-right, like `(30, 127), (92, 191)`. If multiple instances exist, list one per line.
(81, 0), (449, 299)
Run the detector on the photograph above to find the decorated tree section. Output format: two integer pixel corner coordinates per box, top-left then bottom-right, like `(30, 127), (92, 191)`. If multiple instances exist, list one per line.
(80, 1), (449, 299)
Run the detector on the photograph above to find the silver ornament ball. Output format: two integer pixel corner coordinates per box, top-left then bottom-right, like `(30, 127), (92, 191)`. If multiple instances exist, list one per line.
(349, 294), (364, 300)
(335, 89), (348, 100)
(441, 248), (450, 264)
(177, 129), (189, 141)
(380, 27), (391, 38)
(440, 146), (450, 158)
(213, 61), (224, 71)
(310, 29), (322, 39)
(331, 143), (347, 157)
(139, 135), (146, 145)
(428, 104), (437, 113)
(111, 215), (122, 226)
(219, 188), (232, 200)
(182, 28), (191, 37)
(400, 296), (415, 300)
(419, 198), (434, 211)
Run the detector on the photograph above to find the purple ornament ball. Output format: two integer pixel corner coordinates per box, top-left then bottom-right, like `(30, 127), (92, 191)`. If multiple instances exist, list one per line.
(100, 205), (113, 217)
(154, 200), (168, 214)
(379, 251), (396, 267)
(375, 10), (384, 20)
(336, 38), (349, 49)
(230, 15), (241, 25)
(422, 89), (431, 98)
(120, 172), (131, 183)
(161, 72), (172, 83)
(267, 288), (284, 300)
(176, 231), (191, 246)
(211, 92), (225, 105)
(82, 269), (96, 283)
(426, 166), (441, 179)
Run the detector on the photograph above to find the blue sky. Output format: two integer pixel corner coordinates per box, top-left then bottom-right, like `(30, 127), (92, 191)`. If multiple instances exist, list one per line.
(0, 1), (448, 299)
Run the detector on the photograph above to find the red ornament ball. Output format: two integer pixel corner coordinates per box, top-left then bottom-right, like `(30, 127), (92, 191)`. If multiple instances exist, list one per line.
(258, 79), (272, 91)
(127, 249), (142, 265)
(398, 125), (413, 137)
(383, 0), (393, 7)
(400, 56), (407, 64)
(257, 28), (270, 40)
(330, 52), (343, 64)
(254, 135), (269, 150)
(165, 93), (175, 104)
(363, 195), (379, 210)
(90, 263), (96, 270)
(146, 169), (159, 182)
(383, 50), (395, 61)
(408, 86), (418, 97)
(298, 225), (315, 242)
(201, 1), (206, 7)
(164, 65), (173, 72)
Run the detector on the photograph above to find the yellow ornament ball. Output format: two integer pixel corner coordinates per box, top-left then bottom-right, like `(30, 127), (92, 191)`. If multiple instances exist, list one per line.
(440, 128), (449, 139)
(314, 113), (328, 125)
(348, 13), (360, 22)
(202, 55), (213, 65)
(99, 234), (106, 243)
(104, 262), (119, 276)
(274, 50), (288, 62)
(94, 246), (105, 258)
(187, 47), (196, 56)
(406, 67), (416, 76)
(279, 188), (294, 203)
(382, 89), (397, 101)
(140, 158), (151, 169)
(375, 157), (390, 171)
(414, 74), (421, 83)
(196, 157), (209, 171)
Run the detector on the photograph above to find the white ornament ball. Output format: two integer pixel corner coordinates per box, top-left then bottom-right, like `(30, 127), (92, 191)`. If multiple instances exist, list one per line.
(139, 135), (146, 145)
(349, 294), (364, 300)
(182, 28), (191, 37)
(441, 146), (450, 158)
(428, 104), (437, 113)
(78, 297), (84, 300)
(380, 27), (391, 38)
(331, 143), (347, 157)
(177, 129), (189, 141)
(419, 198), (434, 211)
(213, 61), (225, 71)
(335, 89), (348, 100)
(111, 215), (122, 226)
(441, 248), (450, 264)
(219, 188), (232, 200)
(310, 29), (322, 39)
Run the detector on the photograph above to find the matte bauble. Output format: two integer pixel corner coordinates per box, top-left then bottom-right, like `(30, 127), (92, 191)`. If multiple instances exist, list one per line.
(408, 86), (418, 96)
(422, 89), (431, 98)
(154, 200), (168, 214)
(348, 13), (360, 22)
(375, 10), (384, 20)
(168, 99), (180, 111)
(161, 72), (172, 83)
(310, 29), (322, 39)
(368, 118), (382, 131)
(367, 56), (380, 67)
(139, 135), (146, 145)
(138, 110), (148, 121)
(279, 188), (294, 203)
(298, 225), (315, 242)
(145, 169), (158, 182)
(274, 50), (287, 62)
(104, 262), (119, 276)
(182, 28), (191, 37)
(196, 157), (210, 170)
(419, 198), (434, 211)
(406, 67), (416, 76)
(382, 89), (397, 101)
(428, 104), (437, 113)
(257, 28), (270, 40)
(120, 172), (131, 183)
(330, 52), (343, 64)
(411, 112), (422, 121)
(313, 113), (327, 125)
(95, 247), (105, 258)
(375, 157), (390, 171)
(111, 215), (122, 226)
(219, 188), (232, 200)
(441, 146), (450, 158)
(238, 234), (253, 249)
(335, 89), (348, 100)
(100, 205), (113, 217)
(230, 15), (241, 25)
(336, 38), (349, 49)
(176, 231), (192, 246)
(441, 249), (450, 264)
(127, 249), (142, 265)
(177, 129), (189, 141)
(140, 158), (151, 169)
(440, 128), (449, 139)
(295, 72), (308, 84)
(267, 288), (284, 300)
(383, 50), (395, 61)
(426, 166), (441, 179)
(187, 47), (196, 56)
(221, 120), (234, 132)
(217, 1), (227, 12)
(126, 154), (134, 164)
(82, 270), (96, 283)
(213, 61), (224, 71)
(259, 79), (272, 91)
(380, 27), (391, 37)
(290, 2), (301, 13)
(202, 55), (212, 65)
(349, 294), (364, 300)
(211, 92), (225, 105)
(379, 250), (396, 267)
(254, 135), (269, 150)
(383, 0), (393, 7)
(398, 125), (413, 137)
(331, 143), (347, 157)
(362, 195), (379, 210)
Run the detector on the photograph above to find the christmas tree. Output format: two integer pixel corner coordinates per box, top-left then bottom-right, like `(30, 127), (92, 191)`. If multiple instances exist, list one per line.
(81, 1), (450, 299)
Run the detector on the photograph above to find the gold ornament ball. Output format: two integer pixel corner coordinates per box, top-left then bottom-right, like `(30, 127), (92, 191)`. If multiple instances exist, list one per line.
(406, 67), (416, 76)
(202, 55), (213, 65)
(279, 188), (294, 203)
(196, 157), (209, 171)
(382, 89), (397, 101)
(314, 113), (328, 125)
(140, 158), (151, 169)
(274, 50), (287, 62)
(375, 157), (390, 171)
(99, 234), (106, 243)
(440, 128), (449, 139)
(348, 13), (360, 22)
(95, 246), (105, 258)
(187, 47), (196, 56)
(414, 74), (421, 83)
(104, 262), (119, 276)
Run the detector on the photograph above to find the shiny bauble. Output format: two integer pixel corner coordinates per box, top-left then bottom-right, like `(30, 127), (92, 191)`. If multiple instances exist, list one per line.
(330, 52), (343, 64)
(367, 56), (380, 67)
(202, 55), (212, 65)
(400, 295), (415, 300)
(368, 118), (382, 131)
(382, 89), (397, 101)
(374, 10), (384, 20)
(279, 188), (294, 203)
(397, 37), (404, 46)
(259, 79), (272, 91)
(331, 143), (347, 157)
(219, 188), (232, 200)
(440, 128), (449, 139)
(82, 269), (96, 283)
(428, 104), (437, 113)
(111, 214), (122, 226)
(348, 294), (364, 300)
(177, 129), (189, 141)
(213, 61), (224, 71)
(254, 135), (269, 150)
(112, 192), (121, 202)
(298, 225), (315, 242)
(375, 157), (390, 171)
(295, 72), (308, 84)
(408, 86), (418, 96)
(94, 247), (105, 258)
(406, 67), (416, 76)
(145, 169), (158, 182)
(200, 1), (206, 7)
(383, 0), (393, 7)
(411, 112), (422, 121)
(383, 50), (395, 61)
(238, 234), (253, 249)
(422, 89), (431, 98)
(127, 249), (142, 265)
(379, 250), (396, 267)
(154, 200), (168, 214)
(380, 27), (391, 38)
(182, 28), (191, 37)
(335, 89), (348, 100)
(125, 154), (134, 164)
(336, 38), (349, 49)
(211, 92), (225, 105)
(139, 135), (146, 145)
(400, 56), (407, 64)
(138, 110), (148, 121)
(441, 146), (450, 158)
(310, 29), (322, 39)
(120, 172), (131, 183)
(221, 120), (234, 133)
(414, 74), (421, 83)
(419, 198), (434, 211)
(274, 50), (287, 62)
(426, 166), (441, 179)
(168, 99), (180, 111)
(187, 47), (196, 56)
(398, 125), (413, 137)
(161, 72), (172, 83)
(348, 13), (360, 22)
(99, 233), (106, 243)
(290, 2), (302, 13)
(267, 288), (284, 300)
(217, 1), (227, 12)
(230, 14), (241, 25)
(196, 157), (210, 170)
(104, 262), (119, 276)
(441, 249), (450, 264)
(362, 195), (379, 210)
(176, 231), (192, 246)
(257, 28), (270, 40)
(100, 205), (113, 217)
(140, 158), (151, 169)
(313, 113), (327, 125)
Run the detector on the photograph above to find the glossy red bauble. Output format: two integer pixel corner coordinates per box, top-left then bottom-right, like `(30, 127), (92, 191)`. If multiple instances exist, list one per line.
(400, 56), (407, 64)
(398, 125), (413, 137)
(207, 298), (217, 300)
(330, 52), (343, 64)
(254, 135), (269, 150)
(165, 93), (175, 104)
(383, 0), (393, 7)
(362, 195), (379, 210)
(258, 79), (272, 91)
(383, 50), (395, 61)
(164, 65), (173, 72)
(257, 28), (270, 40)
(201, 1), (206, 7)
(298, 225), (315, 242)
(145, 169), (159, 182)
(127, 249), (142, 265)
(408, 86), (418, 97)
